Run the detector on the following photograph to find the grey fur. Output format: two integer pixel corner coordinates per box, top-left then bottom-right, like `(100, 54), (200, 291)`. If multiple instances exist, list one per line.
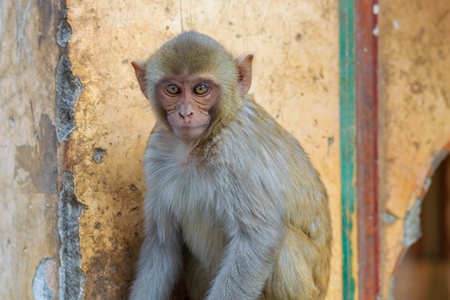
(130, 98), (330, 300)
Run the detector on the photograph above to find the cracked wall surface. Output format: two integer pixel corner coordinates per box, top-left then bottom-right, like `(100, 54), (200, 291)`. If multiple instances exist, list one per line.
(58, 172), (87, 300)
(1, 1), (450, 299)
(0, 0), (63, 299)
(66, 1), (342, 299)
(1, 0), (342, 299)
(56, 53), (85, 142)
(378, 0), (450, 298)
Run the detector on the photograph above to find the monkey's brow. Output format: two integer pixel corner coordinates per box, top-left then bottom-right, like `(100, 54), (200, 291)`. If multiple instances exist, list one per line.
(158, 75), (219, 85)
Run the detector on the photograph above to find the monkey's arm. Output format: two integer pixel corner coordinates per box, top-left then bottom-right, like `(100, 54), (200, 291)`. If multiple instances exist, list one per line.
(129, 212), (182, 300)
(206, 183), (285, 300)
(207, 224), (283, 300)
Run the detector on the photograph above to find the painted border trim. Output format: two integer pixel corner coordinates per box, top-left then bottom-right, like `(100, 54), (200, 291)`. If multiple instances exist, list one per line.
(355, 0), (380, 299)
(339, 0), (357, 299)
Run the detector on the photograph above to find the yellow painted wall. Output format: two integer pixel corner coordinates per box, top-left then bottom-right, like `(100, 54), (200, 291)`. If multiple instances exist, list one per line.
(3, 0), (450, 299)
(0, 0), (341, 299)
(66, 0), (342, 299)
(378, 0), (450, 297)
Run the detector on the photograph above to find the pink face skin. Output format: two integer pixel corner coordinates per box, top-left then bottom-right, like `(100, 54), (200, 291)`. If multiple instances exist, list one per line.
(156, 75), (220, 141)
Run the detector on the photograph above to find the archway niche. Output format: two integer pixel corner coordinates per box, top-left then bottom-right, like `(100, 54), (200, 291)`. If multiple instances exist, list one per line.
(394, 155), (450, 299)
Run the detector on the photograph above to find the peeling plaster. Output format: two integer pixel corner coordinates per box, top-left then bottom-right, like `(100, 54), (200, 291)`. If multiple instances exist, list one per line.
(373, 4), (379, 15)
(32, 258), (58, 300)
(423, 176), (432, 191)
(388, 276), (396, 300)
(56, 54), (84, 142)
(93, 148), (107, 163)
(431, 150), (450, 173)
(56, 18), (72, 47)
(58, 172), (87, 300)
(403, 197), (423, 248)
(373, 25), (379, 36)
(381, 210), (399, 225)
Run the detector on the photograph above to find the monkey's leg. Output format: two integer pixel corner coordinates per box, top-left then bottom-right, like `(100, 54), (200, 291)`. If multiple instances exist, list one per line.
(129, 217), (183, 300)
(264, 231), (325, 300)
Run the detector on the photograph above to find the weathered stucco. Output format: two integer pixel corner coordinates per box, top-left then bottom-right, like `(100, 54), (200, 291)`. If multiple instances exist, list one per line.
(378, 0), (450, 297)
(0, 0), (341, 299)
(2, 0), (450, 298)
(0, 0), (63, 299)
(66, 0), (341, 299)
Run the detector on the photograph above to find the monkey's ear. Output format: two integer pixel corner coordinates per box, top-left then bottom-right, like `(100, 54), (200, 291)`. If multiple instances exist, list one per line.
(131, 60), (148, 96)
(234, 54), (253, 96)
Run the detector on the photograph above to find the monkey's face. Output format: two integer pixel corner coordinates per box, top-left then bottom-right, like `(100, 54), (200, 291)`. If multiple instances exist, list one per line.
(156, 75), (220, 141)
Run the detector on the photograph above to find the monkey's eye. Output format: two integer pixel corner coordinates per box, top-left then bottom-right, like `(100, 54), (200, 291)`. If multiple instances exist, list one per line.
(193, 84), (209, 95)
(166, 84), (181, 94)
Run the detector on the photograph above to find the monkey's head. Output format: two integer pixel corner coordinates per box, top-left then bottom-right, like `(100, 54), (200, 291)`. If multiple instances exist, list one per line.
(132, 31), (253, 142)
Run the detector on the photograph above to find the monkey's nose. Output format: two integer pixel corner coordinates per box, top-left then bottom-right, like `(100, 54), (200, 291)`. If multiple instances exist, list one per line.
(179, 111), (193, 119)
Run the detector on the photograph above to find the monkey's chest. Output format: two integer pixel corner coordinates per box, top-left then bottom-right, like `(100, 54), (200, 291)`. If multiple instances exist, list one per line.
(147, 140), (228, 270)
(161, 162), (227, 271)
(180, 213), (226, 271)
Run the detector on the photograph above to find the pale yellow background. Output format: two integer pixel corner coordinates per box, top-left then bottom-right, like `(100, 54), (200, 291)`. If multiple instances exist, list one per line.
(0, 0), (342, 299)
(67, 0), (342, 299)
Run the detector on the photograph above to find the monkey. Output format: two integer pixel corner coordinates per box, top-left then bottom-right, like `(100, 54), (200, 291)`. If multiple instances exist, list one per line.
(129, 31), (332, 300)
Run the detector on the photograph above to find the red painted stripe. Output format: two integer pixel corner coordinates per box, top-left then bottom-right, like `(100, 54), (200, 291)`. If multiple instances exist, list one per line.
(355, 0), (380, 298)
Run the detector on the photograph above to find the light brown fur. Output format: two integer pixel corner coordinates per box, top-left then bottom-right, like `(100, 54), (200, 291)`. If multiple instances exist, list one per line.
(129, 31), (331, 300)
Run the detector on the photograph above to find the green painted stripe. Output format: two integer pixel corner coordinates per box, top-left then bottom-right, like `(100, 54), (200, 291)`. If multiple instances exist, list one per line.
(339, 0), (356, 299)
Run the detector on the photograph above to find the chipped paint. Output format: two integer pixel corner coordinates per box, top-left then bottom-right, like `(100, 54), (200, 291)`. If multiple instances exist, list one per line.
(372, 25), (379, 36)
(381, 211), (399, 225)
(403, 197), (423, 248)
(431, 150), (450, 173)
(32, 258), (58, 300)
(388, 276), (396, 300)
(423, 176), (432, 192)
(373, 4), (379, 15)
(56, 18), (72, 48)
(58, 172), (87, 300)
(93, 148), (106, 163)
(56, 54), (84, 142)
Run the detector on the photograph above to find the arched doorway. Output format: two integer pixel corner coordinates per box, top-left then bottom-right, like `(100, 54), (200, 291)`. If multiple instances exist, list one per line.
(394, 155), (450, 299)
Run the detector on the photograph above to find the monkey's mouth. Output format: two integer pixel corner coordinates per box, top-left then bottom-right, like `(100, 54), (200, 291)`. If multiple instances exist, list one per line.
(172, 124), (207, 129)
(172, 124), (208, 138)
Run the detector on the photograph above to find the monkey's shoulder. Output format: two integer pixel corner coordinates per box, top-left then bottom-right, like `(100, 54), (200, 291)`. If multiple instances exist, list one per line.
(225, 99), (307, 159)
(228, 99), (326, 187)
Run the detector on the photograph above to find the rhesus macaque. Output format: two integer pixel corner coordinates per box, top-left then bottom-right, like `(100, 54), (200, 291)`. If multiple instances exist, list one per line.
(130, 31), (331, 300)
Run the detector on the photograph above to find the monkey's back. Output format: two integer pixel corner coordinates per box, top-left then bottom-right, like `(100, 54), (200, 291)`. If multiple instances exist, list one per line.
(225, 98), (332, 300)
